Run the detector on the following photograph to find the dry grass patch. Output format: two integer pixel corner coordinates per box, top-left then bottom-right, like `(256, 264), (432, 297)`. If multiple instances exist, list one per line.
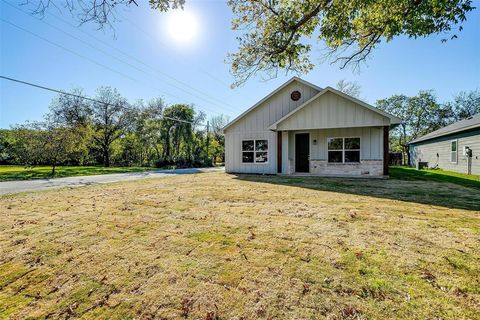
(0, 172), (479, 319)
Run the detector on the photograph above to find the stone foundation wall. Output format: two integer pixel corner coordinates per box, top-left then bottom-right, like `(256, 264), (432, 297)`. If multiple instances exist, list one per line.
(285, 159), (295, 174)
(309, 160), (384, 176)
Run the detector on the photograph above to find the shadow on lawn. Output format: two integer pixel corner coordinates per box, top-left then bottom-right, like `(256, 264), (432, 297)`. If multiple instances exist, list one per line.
(232, 170), (480, 211)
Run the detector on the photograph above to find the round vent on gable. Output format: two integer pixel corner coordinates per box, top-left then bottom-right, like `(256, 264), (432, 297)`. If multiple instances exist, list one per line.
(290, 90), (301, 101)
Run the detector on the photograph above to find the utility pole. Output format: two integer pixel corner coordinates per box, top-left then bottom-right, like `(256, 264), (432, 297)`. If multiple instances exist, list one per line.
(206, 121), (210, 163)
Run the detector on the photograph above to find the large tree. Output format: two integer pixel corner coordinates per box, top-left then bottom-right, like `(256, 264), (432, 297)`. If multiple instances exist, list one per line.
(335, 80), (362, 98)
(449, 89), (480, 120)
(47, 87), (131, 166)
(90, 87), (130, 167)
(48, 88), (93, 164)
(12, 121), (79, 175)
(0, 129), (16, 164)
(160, 104), (195, 163)
(376, 90), (454, 165)
(228, 0), (474, 86)
(209, 114), (229, 163)
(27, 0), (185, 26)
(119, 98), (165, 166)
(49, 87), (91, 127)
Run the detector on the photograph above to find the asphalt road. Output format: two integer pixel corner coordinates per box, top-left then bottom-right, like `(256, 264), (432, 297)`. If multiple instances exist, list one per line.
(0, 167), (224, 195)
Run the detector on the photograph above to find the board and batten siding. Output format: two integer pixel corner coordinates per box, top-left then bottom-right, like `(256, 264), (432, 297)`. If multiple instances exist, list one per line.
(283, 127), (384, 175)
(225, 80), (320, 174)
(309, 127), (383, 161)
(276, 91), (390, 131)
(410, 130), (480, 175)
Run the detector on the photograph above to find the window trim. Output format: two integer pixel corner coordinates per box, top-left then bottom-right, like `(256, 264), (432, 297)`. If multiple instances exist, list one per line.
(241, 139), (269, 164)
(327, 137), (361, 164)
(450, 139), (458, 163)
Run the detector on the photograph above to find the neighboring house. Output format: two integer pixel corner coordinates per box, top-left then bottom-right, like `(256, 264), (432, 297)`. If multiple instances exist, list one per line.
(222, 77), (402, 177)
(409, 114), (480, 175)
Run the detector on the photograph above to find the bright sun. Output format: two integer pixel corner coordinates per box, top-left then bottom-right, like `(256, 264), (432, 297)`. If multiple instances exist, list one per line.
(166, 10), (199, 45)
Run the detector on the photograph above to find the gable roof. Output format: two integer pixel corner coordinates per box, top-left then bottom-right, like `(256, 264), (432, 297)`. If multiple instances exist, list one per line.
(409, 113), (480, 144)
(222, 77), (322, 132)
(268, 86), (402, 130)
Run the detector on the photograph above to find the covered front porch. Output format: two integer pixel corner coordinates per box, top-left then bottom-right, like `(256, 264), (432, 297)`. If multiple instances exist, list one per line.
(276, 127), (389, 177)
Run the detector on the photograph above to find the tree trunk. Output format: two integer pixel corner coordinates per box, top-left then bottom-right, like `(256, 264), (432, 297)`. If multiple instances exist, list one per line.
(104, 147), (110, 167)
(401, 125), (408, 165)
(175, 136), (181, 159)
(164, 132), (170, 160)
(51, 164), (56, 176)
(406, 145), (411, 167)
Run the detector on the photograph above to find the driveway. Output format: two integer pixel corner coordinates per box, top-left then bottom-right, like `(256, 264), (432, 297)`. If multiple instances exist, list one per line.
(0, 167), (224, 195)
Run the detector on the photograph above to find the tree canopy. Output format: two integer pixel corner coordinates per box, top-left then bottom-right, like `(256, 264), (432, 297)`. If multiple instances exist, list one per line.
(227, 0), (474, 86)
(27, 0), (185, 26)
(2, 86), (227, 174)
(335, 80), (362, 98)
(448, 89), (480, 120)
(11, 120), (82, 174)
(376, 89), (479, 164)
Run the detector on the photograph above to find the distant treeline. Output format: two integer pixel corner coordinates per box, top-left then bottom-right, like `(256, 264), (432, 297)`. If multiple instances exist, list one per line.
(375, 89), (479, 165)
(0, 86), (229, 174)
(1, 85), (478, 174)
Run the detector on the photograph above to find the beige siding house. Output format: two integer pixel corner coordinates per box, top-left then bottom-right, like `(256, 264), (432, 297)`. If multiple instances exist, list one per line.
(223, 77), (402, 177)
(409, 114), (480, 175)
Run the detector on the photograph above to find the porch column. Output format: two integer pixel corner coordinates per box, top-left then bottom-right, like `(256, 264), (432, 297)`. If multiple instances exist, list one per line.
(281, 131), (289, 174)
(277, 131), (282, 173)
(383, 126), (389, 175)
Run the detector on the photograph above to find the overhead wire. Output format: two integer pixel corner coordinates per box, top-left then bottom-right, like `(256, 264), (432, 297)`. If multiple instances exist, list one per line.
(120, 14), (257, 101)
(2, 0), (239, 113)
(0, 75), (207, 127)
(0, 16), (225, 116)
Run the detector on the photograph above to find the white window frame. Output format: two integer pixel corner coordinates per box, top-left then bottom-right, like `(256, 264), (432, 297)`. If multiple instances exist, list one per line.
(450, 139), (458, 163)
(327, 137), (361, 164)
(241, 139), (269, 164)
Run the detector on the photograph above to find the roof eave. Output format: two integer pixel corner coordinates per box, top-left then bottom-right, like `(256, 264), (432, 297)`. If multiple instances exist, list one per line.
(409, 123), (480, 144)
(270, 87), (404, 129)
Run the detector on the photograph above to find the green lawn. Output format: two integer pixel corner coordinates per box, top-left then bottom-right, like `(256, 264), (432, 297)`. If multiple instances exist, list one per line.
(1, 172), (479, 319)
(390, 166), (480, 190)
(0, 165), (156, 181)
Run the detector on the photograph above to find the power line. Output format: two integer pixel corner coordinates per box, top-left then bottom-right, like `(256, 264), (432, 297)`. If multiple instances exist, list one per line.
(123, 15), (231, 88)
(2, 0), (236, 111)
(0, 17), (223, 117)
(2, 0), (239, 113)
(121, 14), (257, 101)
(0, 75), (207, 127)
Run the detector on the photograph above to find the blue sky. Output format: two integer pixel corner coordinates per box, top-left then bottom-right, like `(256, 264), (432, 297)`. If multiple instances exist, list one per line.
(1, 0), (479, 128)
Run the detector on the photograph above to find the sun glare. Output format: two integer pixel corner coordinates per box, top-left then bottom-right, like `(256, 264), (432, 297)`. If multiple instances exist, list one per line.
(166, 10), (199, 45)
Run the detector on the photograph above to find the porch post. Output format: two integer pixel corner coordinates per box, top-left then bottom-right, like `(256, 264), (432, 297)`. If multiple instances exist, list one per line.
(277, 131), (282, 173)
(282, 131), (289, 174)
(383, 126), (389, 175)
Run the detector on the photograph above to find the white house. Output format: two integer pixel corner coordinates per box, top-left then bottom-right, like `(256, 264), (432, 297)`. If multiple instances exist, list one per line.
(223, 77), (402, 177)
(409, 114), (479, 175)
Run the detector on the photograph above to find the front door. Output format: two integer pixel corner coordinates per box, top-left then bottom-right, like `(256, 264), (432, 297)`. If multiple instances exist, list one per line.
(295, 133), (310, 172)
